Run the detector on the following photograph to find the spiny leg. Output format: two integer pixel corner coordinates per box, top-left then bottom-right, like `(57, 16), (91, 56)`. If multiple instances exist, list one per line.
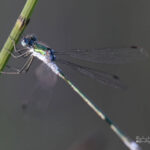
(9, 36), (28, 53)
(0, 55), (34, 75)
(19, 55), (34, 73)
(5, 48), (30, 59)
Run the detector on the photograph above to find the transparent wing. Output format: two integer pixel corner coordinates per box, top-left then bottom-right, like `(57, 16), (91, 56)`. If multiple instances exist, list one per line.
(56, 59), (126, 89)
(55, 47), (148, 64)
(35, 63), (58, 89)
(21, 63), (57, 114)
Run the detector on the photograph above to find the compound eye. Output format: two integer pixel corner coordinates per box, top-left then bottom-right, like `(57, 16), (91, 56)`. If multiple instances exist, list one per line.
(31, 36), (37, 41)
(21, 40), (26, 47)
(24, 38), (28, 43)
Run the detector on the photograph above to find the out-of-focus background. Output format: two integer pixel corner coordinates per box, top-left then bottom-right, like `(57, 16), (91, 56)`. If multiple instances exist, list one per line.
(0, 0), (150, 150)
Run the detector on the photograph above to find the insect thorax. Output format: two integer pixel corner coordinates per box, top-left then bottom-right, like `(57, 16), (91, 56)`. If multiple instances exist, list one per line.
(34, 48), (46, 55)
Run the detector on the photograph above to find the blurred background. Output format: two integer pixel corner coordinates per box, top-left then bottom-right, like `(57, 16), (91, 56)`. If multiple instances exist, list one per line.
(0, 0), (150, 150)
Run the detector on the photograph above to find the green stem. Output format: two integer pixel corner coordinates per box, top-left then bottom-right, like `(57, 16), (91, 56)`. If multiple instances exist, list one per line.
(0, 0), (38, 72)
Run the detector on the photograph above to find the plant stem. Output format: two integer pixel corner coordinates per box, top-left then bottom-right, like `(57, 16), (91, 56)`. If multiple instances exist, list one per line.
(0, 0), (38, 72)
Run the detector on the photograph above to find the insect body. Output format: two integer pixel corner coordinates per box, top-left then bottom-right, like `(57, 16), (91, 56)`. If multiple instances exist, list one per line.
(1, 34), (147, 150)
(21, 35), (56, 62)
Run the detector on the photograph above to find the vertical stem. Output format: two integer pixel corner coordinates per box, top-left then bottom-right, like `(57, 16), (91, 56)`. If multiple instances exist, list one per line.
(0, 0), (38, 72)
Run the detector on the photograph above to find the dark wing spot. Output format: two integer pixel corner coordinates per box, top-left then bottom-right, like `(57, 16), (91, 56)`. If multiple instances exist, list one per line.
(113, 75), (120, 80)
(21, 103), (28, 110)
(130, 45), (138, 49)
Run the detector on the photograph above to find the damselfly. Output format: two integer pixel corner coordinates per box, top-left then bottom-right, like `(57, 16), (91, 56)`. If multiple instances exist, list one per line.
(1, 34), (148, 150)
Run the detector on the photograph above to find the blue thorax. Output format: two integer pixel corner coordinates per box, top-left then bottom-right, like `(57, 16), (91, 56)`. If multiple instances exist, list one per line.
(23, 35), (56, 61)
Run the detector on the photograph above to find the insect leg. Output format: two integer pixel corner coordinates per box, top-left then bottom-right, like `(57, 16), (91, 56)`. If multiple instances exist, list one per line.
(5, 48), (30, 59)
(9, 36), (28, 53)
(20, 55), (34, 73)
(0, 55), (34, 75)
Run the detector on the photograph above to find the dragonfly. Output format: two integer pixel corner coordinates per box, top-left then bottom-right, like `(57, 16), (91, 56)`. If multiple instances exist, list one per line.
(1, 34), (148, 150)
